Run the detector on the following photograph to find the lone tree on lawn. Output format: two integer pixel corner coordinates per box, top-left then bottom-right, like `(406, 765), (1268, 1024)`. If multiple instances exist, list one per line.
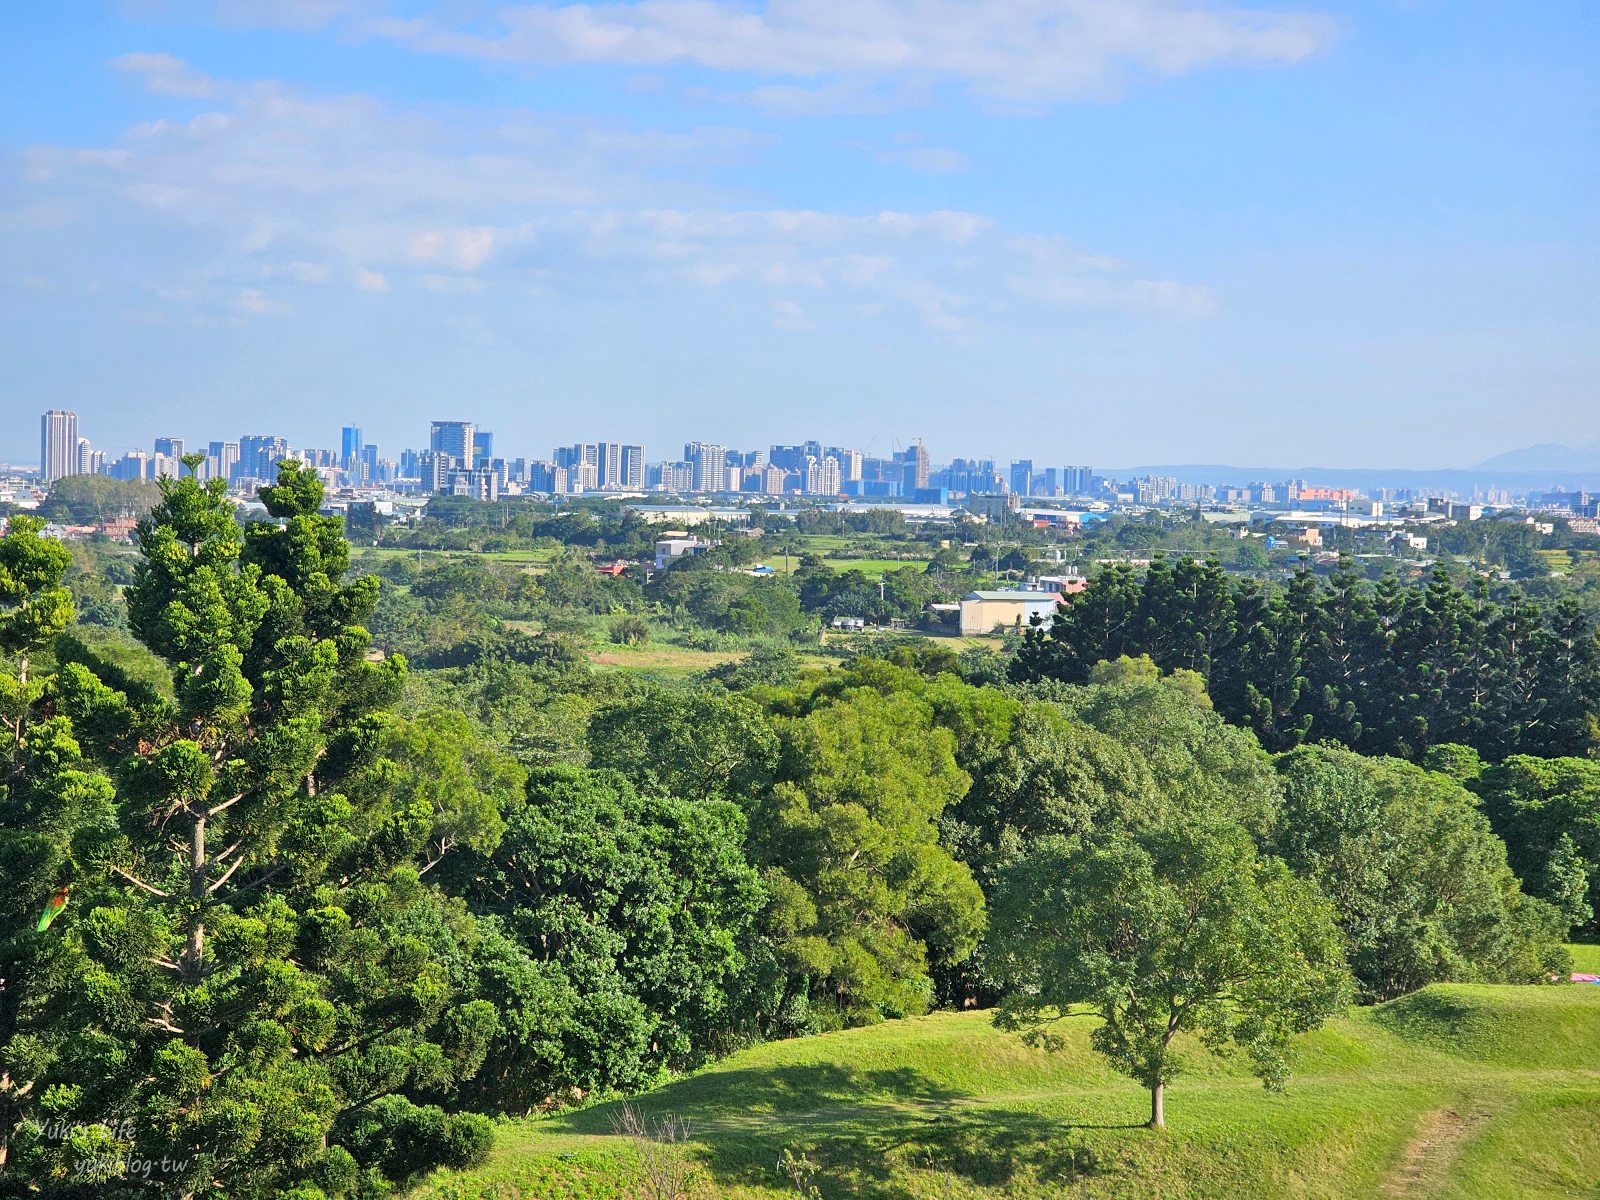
(988, 821), (1350, 1128)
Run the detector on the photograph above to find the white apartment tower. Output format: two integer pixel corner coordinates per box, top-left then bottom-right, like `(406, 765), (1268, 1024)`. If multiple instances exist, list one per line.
(40, 409), (78, 483)
(685, 442), (727, 493)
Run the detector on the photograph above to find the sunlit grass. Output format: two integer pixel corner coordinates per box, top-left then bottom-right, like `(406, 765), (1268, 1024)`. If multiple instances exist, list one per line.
(413, 984), (1600, 1199)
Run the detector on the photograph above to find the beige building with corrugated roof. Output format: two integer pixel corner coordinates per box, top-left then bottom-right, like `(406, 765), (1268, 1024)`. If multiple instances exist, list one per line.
(958, 590), (1062, 636)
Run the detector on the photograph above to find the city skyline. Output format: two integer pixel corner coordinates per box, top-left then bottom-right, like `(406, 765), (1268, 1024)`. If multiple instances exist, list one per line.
(3, 3), (1597, 467)
(27, 406), (1598, 508)
(16, 406), (1600, 484)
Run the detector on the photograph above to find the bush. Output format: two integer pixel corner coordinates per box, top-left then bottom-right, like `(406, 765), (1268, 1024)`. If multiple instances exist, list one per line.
(609, 615), (650, 645)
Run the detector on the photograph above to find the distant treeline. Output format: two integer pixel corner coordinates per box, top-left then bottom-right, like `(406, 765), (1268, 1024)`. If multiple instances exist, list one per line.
(1012, 556), (1600, 762)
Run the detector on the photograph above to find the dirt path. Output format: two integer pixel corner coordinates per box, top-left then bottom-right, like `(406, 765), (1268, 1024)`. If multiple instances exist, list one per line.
(1380, 1106), (1485, 1197)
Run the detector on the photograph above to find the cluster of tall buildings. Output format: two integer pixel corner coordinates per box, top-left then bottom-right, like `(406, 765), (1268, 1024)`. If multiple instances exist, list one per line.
(1007, 461), (1097, 500)
(40, 411), (376, 490)
(38, 409), (1105, 504)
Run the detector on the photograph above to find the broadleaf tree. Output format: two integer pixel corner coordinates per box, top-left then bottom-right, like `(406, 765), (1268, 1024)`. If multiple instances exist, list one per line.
(988, 821), (1350, 1128)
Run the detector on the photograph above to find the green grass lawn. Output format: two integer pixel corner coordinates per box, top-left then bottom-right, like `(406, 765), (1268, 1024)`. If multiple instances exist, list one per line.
(1568, 943), (1600, 974)
(412, 983), (1600, 1200)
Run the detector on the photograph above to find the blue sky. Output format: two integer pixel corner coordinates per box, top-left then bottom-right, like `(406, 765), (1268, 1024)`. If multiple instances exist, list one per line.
(2, 1), (1596, 469)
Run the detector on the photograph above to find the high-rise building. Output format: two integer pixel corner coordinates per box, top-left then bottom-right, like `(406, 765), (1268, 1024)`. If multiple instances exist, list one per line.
(429, 421), (475, 467)
(208, 441), (240, 484)
(154, 437), (185, 460)
(826, 447), (863, 482)
(685, 442), (727, 493)
(40, 410), (78, 483)
(804, 455), (842, 496)
(1063, 465), (1094, 496)
(619, 444), (646, 490)
(761, 464), (791, 495)
(557, 442), (600, 474)
(525, 460), (560, 492)
(110, 451), (150, 481)
(238, 435), (289, 482)
(75, 437), (95, 476)
(655, 461), (695, 492)
(341, 425), (363, 466)
(445, 467), (500, 501)
(590, 442), (647, 489)
(1009, 460), (1034, 497)
(418, 450), (448, 492)
(894, 439), (930, 491)
(554, 443), (601, 491)
(769, 444), (808, 473)
(598, 442), (624, 488)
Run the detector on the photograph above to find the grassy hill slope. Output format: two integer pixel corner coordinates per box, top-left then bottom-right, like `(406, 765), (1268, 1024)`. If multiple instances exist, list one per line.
(415, 983), (1600, 1200)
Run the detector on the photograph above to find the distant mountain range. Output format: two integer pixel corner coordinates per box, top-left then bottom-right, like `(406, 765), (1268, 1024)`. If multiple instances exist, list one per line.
(1472, 441), (1600, 473)
(1104, 441), (1600, 494)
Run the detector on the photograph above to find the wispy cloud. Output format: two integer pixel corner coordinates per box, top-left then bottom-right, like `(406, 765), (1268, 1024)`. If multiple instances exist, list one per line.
(862, 132), (969, 173)
(363, 0), (1335, 110)
(112, 51), (216, 97)
(12, 60), (1217, 330)
(771, 298), (817, 332)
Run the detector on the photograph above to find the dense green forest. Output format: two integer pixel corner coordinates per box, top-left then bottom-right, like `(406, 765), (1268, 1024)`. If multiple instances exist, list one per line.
(2, 469), (1597, 1196)
(1012, 556), (1600, 760)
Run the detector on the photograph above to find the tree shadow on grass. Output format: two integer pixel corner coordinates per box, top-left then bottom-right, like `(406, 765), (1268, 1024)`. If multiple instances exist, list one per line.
(551, 1063), (964, 1134)
(548, 1064), (1142, 1198)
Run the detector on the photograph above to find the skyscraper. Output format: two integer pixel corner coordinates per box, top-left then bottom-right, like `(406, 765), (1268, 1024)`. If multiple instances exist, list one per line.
(620, 444), (646, 490)
(1009, 460), (1034, 497)
(209, 440), (240, 483)
(557, 443), (601, 490)
(429, 421), (475, 467)
(594, 442), (646, 489)
(598, 442), (624, 488)
(684, 442), (727, 493)
(826, 447), (864, 482)
(895, 439), (929, 491)
(40, 409), (78, 483)
(238, 435), (289, 482)
(341, 424), (363, 466)
(154, 437), (185, 459)
(769, 444), (808, 473)
(110, 451), (149, 481)
(804, 455), (842, 495)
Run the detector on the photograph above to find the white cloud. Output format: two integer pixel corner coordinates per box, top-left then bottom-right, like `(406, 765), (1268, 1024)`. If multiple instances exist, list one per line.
(12, 64), (1216, 331)
(409, 228), (498, 271)
(863, 132), (969, 173)
(210, 0), (377, 30)
(370, 0), (1336, 109)
(419, 273), (485, 294)
(771, 298), (816, 332)
(235, 288), (289, 314)
(1008, 274), (1218, 317)
(112, 52), (216, 98)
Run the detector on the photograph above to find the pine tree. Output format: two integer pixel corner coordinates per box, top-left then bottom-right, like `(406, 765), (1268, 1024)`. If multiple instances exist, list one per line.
(1303, 555), (1383, 749)
(0, 517), (119, 1173)
(16, 463), (493, 1198)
